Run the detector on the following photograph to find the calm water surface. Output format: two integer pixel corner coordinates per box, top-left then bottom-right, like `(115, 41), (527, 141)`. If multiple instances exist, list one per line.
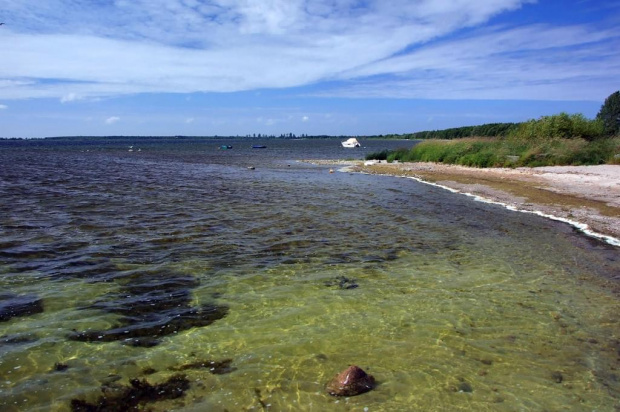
(1, 137), (619, 411)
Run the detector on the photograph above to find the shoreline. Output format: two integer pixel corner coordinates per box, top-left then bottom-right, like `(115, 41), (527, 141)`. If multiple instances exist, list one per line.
(305, 160), (620, 246)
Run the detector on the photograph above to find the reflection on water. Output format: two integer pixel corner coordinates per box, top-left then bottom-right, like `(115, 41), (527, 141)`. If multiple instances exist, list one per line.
(1, 138), (619, 411)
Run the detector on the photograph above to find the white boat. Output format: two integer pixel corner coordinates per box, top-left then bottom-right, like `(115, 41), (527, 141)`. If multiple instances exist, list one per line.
(341, 137), (361, 148)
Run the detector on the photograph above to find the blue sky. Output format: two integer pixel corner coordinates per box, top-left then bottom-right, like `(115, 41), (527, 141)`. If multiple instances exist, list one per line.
(1, 0), (619, 137)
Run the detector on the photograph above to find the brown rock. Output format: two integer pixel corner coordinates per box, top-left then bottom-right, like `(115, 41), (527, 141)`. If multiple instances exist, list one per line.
(326, 365), (376, 396)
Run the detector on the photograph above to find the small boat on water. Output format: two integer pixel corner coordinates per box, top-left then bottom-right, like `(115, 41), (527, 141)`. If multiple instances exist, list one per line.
(220, 145), (233, 150)
(252, 145), (267, 149)
(341, 138), (361, 148)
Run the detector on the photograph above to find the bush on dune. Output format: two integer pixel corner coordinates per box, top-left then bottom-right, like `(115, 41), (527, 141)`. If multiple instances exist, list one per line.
(508, 113), (604, 141)
(402, 138), (506, 167)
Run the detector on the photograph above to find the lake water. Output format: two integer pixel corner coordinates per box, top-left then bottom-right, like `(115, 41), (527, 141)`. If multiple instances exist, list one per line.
(1, 137), (619, 411)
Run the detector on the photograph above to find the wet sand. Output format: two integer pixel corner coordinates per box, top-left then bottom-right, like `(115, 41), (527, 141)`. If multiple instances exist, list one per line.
(307, 160), (620, 244)
(360, 162), (620, 244)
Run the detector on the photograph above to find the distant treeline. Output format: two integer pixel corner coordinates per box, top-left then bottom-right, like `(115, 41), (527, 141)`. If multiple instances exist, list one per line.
(386, 123), (519, 140)
(363, 123), (518, 140)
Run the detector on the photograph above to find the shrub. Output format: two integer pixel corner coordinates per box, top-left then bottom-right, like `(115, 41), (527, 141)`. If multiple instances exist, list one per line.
(509, 113), (604, 141)
(365, 149), (390, 161)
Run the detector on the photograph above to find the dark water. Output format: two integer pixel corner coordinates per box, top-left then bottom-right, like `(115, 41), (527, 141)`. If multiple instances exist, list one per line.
(1, 137), (619, 411)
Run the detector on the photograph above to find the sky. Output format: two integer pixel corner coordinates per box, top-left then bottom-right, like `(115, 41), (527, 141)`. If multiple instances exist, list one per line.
(1, 0), (619, 138)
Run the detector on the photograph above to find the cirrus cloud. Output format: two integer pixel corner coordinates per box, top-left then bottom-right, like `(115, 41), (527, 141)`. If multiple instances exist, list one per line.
(0, 0), (540, 100)
(0, 0), (617, 104)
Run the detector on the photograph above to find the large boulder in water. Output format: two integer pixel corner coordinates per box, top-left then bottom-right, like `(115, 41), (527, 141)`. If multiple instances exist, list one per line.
(326, 365), (376, 396)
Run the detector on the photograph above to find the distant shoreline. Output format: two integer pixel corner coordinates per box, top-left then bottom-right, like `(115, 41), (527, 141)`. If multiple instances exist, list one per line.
(305, 160), (620, 246)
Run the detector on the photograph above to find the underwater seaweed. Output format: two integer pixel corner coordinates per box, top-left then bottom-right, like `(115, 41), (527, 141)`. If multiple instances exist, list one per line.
(70, 374), (190, 412)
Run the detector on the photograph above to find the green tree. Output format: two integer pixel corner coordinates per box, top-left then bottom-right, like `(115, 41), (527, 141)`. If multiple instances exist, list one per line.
(596, 91), (620, 136)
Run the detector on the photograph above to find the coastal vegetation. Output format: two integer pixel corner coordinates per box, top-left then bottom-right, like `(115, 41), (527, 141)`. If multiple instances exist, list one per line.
(597, 91), (620, 136)
(372, 135), (619, 167)
(386, 122), (519, 140)
(367, 91), (620, 167)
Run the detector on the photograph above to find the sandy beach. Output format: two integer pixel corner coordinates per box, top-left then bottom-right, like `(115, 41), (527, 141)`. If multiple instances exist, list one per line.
(308, 160), (620, 245)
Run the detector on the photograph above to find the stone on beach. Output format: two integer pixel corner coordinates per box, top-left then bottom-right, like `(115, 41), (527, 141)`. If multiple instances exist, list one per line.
(326, 365), (376, 396)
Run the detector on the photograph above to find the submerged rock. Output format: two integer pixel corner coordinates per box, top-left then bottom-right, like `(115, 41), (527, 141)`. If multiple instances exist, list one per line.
(326, 365), (376, 396)
(170, 358), (236, 375)
(551, 371), (564, 383)
(0, 293), (44, 322)
(324, 276), (358, 290)
(53, 363), (69, 372)
(458, 382), (473, 393)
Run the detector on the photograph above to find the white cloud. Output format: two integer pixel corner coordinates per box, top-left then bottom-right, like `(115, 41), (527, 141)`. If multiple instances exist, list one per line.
(0, 104), (7, 109)
(321, 24), (620, 101)
(60, 93), (81, 103)
(257, 116), (277, 126)
(105, 116), (120, 124)
(185, 117), (195, 123)
(0, 79), (35, 87)
(302, 116), (309, 122)
(0, 1), (617, 102)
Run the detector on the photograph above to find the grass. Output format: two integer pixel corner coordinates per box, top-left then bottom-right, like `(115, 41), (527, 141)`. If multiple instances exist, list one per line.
(366, 137), (620, 168)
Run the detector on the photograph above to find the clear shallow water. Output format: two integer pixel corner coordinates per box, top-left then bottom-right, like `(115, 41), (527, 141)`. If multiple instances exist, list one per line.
(1, 137), (619, 411)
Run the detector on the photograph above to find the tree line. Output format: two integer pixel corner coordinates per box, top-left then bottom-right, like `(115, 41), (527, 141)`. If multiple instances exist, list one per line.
(365, 91), (620, 167)
(373, 91), (620, 141)
(395, 122), (519, 140)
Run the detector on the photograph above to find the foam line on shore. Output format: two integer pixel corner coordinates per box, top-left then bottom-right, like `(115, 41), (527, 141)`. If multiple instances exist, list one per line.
(358, 169), (620, 248)
(407, 174), (620, 247)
